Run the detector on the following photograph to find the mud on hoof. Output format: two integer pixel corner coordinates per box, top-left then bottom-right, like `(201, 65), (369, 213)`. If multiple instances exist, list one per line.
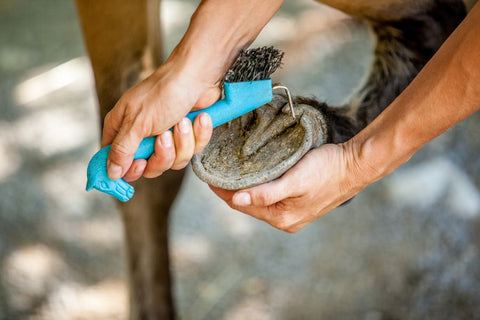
(192, 94), (330, 190)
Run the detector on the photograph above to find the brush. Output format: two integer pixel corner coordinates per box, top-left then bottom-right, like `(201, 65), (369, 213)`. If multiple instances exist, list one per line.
(86, 46), (284, 202)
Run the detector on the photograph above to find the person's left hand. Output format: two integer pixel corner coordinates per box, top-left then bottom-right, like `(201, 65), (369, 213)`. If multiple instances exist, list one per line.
(210, 143), (370, 233)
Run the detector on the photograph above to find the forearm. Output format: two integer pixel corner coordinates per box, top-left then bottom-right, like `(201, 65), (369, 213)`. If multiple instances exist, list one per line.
(166, 0), (284, 85)
(351, 2), (480, 184)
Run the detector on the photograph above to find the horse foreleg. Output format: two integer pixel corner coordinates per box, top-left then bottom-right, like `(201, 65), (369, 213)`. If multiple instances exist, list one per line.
(75, 1), (181, 319)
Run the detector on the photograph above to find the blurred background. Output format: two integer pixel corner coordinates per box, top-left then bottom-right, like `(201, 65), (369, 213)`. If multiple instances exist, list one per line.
(1, 0), (479, 319)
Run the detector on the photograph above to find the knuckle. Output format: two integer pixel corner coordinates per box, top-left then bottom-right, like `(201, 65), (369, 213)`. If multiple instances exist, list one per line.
(125, 171), (142, 182)
(143, 168), (159, 179)
(121, 103), (135, 120)
(171, 161), (189, 170)
(273, 221), (290, 232)
(143, 170), (163, 179)
(123, 117), (151, 139)
(146, 154), (173, 176)
(111, 141), (131, 158)
(143, 165), (162, 179)
(123, 109), (141, 126)
(122, 91), (140, 106)
(123, 101), (145, 120)
(152, 160), (172, 173)
(272, 215), (295, 233)
(124, 99), (136, 111)
(160, 151), (176, 167)
(284, 227), (299, 234)
(119, 89), (133, 101)
(104, 111), (113, 123)
(256, 191), (272, 206)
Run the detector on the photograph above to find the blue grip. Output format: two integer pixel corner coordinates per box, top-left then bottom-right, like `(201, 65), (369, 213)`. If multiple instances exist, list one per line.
(86, 79), (273, 202)
(185, 99), (228, 127)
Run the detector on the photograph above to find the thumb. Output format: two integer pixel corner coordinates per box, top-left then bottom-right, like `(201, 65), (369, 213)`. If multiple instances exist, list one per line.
(107, 121), (144, 180)
(191, 86), (222, 111)
(232, 179), (291, 207)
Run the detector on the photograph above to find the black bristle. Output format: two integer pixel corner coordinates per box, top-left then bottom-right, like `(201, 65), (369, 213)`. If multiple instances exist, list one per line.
(224, 46), (284, 82)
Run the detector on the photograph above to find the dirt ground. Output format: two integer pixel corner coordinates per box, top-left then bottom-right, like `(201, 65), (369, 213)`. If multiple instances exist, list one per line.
(1, 0), (479, 319)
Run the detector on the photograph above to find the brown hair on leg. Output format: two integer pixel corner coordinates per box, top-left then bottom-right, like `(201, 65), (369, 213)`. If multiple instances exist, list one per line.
(75, 1), (181, 319)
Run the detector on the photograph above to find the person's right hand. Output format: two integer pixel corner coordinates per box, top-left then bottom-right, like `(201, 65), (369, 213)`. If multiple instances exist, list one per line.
(99, 0), (288, 183)
(101, 59), (221, 182)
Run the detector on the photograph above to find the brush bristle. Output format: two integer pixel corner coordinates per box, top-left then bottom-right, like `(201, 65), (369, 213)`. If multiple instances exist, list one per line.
(224, 46), (284, 82)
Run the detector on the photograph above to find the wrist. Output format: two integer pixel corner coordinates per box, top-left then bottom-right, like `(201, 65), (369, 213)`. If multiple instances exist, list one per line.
(166, 41), (232, 89)
(339, 139), (381, 191)
(348, 111), (417, 185)
(166, 0), (284, 86)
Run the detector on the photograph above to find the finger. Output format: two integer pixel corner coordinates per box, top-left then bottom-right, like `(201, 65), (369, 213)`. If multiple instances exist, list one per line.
(171, 118), (195, 170)
(231, 178), (293, 207)
(209, 185), (235, 202)
(193, 113), (213, 155)
(143, 131), (176, 178)
(209, 185), (280, 221)
(191, 86), (222, 110)
(210, 184), (301, 233)
(231, 205), (274, 221)
(124, 159), (147, 182)
(107, 119), (145, 180)
(101, 110), (122, 147)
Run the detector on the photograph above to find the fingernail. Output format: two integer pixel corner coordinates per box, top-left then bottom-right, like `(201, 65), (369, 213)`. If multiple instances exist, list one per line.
(108, 163), (122, 180)
(160, 131), (173, 148)
(179, 118), (190, 134)
(233, 192), (251, 206)
(200, 113), (210, 128)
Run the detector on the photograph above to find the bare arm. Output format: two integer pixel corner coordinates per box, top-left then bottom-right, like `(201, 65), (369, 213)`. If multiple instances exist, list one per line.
(354, 1), (480, 184)
(212, 2), (480, 233)
(171, 0), (284, 89)
(104, 0), (284, 181)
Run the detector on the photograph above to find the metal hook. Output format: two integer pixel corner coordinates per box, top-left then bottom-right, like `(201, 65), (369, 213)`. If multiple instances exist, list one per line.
(272, 84), (295, 119)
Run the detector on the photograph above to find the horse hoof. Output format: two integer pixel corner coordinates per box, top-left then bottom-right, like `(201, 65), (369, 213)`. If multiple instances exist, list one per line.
(192, 94), (329, 190)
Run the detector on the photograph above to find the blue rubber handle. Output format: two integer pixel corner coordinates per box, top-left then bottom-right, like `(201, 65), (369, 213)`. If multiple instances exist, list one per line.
(86, 79), (273, 202)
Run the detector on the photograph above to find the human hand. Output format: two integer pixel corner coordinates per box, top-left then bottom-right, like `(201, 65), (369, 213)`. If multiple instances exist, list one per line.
(98, 0), (287, 182)
(102, 60), (221, 182)
(210, 143), (373, 233)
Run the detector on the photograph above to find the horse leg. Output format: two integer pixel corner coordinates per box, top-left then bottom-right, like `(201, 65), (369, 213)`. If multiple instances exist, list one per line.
(75, 1), (181, 319)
